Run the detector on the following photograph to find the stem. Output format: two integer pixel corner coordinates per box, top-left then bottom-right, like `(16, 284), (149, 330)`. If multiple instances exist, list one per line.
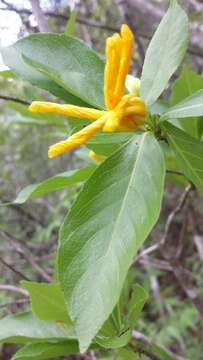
(0, 94), (30, 106)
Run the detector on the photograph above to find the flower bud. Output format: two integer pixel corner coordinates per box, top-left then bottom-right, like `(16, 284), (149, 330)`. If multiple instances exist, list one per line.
(125, 75), (141, 96)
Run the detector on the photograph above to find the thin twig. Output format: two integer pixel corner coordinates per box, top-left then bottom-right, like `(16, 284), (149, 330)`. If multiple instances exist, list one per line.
(0, 298), (28, 308)
(89, 351), (97, 360)
(0, 284), (28, 296)
(137, 184), (193, 260)
(114, 0), (145, 68)
(132, 331), (190, 360)
(0, 256), (30, 280)
(161, 184), (193, 246)
(194, 235), (203, 264)
(138, 256), (173, 271)
(1, 230), (52, 282)
(0, 94), (30, 106)
(30, 0), (50, 32)
(0, 3), (203, 60)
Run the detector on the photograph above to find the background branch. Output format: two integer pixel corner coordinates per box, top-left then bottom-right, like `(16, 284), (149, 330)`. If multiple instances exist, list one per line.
(30, 0), (50, 32)
(0, 284), (28, 296)
(0, 95), (31, 106)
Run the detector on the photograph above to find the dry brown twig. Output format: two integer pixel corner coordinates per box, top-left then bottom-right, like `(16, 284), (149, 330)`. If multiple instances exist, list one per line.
(133, 331), (191, 360)
(1, 230), (52, 282)
(0, 284), (28, 296)
(0, 95), (31, 106)
(30, 0), (50, 32)
(0, 255), (30, 280)
(0, 0), (203, 61)
(137, 184), (194, 260)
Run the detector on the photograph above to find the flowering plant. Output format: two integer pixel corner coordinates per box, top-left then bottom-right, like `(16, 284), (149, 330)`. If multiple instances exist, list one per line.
(1, 0), (203, 359)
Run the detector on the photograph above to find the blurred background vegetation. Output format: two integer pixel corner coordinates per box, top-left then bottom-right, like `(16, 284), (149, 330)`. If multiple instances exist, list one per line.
(0, 1), (203, 359)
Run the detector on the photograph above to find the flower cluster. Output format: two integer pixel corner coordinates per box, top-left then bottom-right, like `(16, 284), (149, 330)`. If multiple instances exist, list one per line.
(29, 25), (146, 158)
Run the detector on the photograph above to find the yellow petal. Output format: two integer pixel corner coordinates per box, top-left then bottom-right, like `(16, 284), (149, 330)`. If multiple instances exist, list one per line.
(121, 24), (134, 40)
(103, 110), (122, 132)
(104, 34), (122, 110)
(29, 101), (105, 120)
(113, 25), (134, 105)
(48, 114), (108, 158)
(124, 103), (146, 117)
(89, 150), (106, 163)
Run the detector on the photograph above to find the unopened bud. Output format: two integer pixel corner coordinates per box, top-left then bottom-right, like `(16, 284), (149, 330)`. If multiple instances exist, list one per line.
(125, 75), (141, 96)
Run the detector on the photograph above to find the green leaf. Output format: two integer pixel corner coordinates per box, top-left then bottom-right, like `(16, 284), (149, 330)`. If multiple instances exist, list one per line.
(135, 341), (174, 360)
(96, 328), (132, 349)
(170, 65), (203, 105)
(161, 142), (188, 187)
(1, 49), (80, 105)
(65, 10), (77, 35)
(10, 167), (95, 204)
(162, 121), (203, 193)
(1, 34), (104, 107)
(87, 132), (134, 156)
(95, 284), (148, 350)
(11, 341), (78, 360)
(117, 348), (141, 360)
(0, 312), (74, 344)
(126, 284), (148, 328)
(21, 281), (71, 323)
(140, 0), (189, 106)
(0, 69), (16, 78)
(170, 65), (203, 138)
(150, 100), (169, 115)
(162, 90), (203, 120)
(58, 132), (165, 352)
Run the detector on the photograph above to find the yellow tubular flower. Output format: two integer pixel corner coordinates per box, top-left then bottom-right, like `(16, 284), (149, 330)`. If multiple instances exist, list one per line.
(29, 101), (105, 120)
(29, 24), (146, 159)
(113, 25), (134, 106)
(48, 114), (108, 158)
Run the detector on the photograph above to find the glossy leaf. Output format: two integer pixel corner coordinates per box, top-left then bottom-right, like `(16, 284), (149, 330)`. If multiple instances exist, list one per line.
(170, 65), (203, 138)
(96, 328), (132, 349)
(0, 312), (74, 344)
(126, 284), (148, 328)
(10, 167), (95, 204)
(11, 341), (78, 360)
(1, 46), (81, 105)
(1, 34), (104, 107)
(161, 142), (188, 187)
(162, 89), (203, 120)
(162, 121), (203, 194)
(87, 132), (134, 156)
(141, 0), (189, 106)
(21, 281), (71, 323)
(58, 132), (165, 352)
(150, 100), (169, 115)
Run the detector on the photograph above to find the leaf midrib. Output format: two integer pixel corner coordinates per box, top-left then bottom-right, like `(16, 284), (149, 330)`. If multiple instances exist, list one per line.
(72, 133), (148, 301)
(166, 102), (203, 117)
(103, 132), (148, 259)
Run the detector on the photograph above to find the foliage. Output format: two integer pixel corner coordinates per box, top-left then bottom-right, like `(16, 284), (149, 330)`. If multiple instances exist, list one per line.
(0, 0), (203, 359)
